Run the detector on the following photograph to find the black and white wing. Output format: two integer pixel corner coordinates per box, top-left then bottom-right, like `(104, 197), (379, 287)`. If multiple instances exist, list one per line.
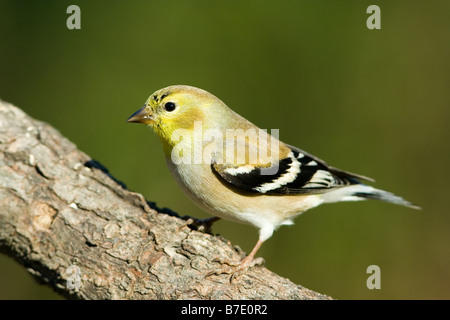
(211, 145), (374, 196)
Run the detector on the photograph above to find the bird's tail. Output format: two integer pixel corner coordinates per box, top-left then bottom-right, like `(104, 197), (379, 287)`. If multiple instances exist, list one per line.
(321, 184), (421, 210)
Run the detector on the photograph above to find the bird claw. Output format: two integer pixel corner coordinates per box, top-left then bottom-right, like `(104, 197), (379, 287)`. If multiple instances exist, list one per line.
(207, 256), (265, 283)
(181, 216), (220, 234)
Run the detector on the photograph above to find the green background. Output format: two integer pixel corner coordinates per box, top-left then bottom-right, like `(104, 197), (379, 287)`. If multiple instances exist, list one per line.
(0, 0), (449, 299)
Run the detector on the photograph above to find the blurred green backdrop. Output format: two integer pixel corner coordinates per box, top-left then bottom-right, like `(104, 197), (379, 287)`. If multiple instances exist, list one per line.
(0, 0), (449, 299)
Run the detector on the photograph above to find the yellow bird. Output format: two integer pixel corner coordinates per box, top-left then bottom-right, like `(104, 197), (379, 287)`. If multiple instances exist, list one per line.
(128, 85), (419, 277)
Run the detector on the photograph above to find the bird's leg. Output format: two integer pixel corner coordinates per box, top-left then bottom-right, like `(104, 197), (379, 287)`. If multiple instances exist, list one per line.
(182, 216), (221, 234)
(208, 238), (265, 282)
(229, 238), (265, 281)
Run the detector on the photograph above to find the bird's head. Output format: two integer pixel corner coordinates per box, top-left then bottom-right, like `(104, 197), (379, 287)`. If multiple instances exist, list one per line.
(128, 85), (226, 144)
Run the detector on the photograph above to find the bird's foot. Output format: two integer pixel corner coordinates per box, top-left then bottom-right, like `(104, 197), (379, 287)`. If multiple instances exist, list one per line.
(181, 216), (220, 234)
(207, 255), (265, 283)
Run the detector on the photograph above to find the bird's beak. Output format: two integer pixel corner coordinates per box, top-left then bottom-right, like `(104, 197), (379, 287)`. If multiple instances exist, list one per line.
(127, 106), (154, 125)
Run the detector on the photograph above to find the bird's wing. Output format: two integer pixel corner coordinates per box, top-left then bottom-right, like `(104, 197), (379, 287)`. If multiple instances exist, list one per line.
(211, 143), (374, 196)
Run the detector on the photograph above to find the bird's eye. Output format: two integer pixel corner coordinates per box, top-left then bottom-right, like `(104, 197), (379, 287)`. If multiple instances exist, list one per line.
(164, 102), (176, 112)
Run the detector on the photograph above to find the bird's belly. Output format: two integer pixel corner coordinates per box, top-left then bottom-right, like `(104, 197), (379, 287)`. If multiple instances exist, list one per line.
(166, 161), (240, 220)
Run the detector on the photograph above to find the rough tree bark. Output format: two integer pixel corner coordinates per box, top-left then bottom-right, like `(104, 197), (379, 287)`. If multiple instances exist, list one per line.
(0, 99), (331, 300)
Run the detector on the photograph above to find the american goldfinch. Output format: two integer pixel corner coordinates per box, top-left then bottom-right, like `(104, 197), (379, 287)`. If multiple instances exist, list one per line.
(128, 85), (419, 277)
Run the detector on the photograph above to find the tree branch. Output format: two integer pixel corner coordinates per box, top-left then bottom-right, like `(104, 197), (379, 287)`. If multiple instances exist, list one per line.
(0, 99), (331, 300)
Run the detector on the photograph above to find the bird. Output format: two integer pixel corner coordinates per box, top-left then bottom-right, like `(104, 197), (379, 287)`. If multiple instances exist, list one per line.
(127, 85), (419, 279)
